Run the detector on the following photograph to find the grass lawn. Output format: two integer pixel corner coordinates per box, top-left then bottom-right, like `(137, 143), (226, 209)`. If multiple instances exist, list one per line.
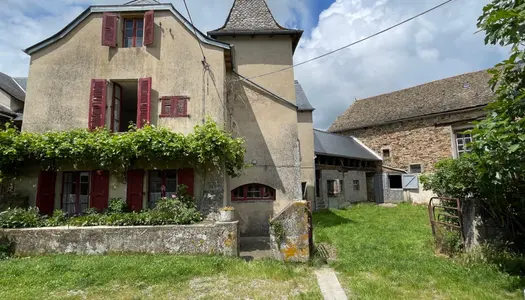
(0, 255), (322, 299)
(313, 203), (524, 299)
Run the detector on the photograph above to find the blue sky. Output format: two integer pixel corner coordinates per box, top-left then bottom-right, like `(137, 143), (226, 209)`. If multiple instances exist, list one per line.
(0, 0), (507, 129)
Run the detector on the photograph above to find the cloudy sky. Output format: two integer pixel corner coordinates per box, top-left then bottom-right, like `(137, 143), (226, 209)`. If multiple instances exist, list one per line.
(0, 0), (507, 129)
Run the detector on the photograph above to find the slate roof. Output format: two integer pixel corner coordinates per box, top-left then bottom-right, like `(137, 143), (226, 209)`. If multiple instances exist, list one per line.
(0, 72), (26, 102)
(329, 70), (494, 132)
(208, 0), (303, 52)
(295, 80), (315, 111)
(124, 0), (160, 5)
(314, 129), (382, 161)
(13, 78), (27, 91)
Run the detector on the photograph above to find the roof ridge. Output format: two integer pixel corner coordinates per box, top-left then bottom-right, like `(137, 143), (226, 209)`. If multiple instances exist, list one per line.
(355, 68), (490, 103)
(211, 0), (290, 32)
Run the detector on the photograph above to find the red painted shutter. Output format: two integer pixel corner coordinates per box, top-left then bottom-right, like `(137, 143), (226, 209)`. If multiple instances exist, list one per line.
(36, 171), (57, 215)
(101, 13), (118, 47)
(90, 171), (110, 212)
(126, 170), (144, 212)
(137, 77), (151, 128)
(177, 169), (195, 197)
(144, 10), (155, 46)
(89, 79), (107, 130)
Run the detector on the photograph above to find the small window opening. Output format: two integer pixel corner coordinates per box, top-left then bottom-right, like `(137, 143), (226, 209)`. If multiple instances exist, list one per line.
(353, 180), (360, 191)
(123, 18), (144, 48)
(327, 179), (343, 197)
(382, 149), (391, 159)
(409, 164), (423, 174)
(301, 182), (307, 200)
(111, 80), (138, 132)
(389, 175), (402, 189)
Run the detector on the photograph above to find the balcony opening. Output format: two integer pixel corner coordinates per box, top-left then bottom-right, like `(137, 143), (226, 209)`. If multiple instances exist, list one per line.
(111, 80), (138, 132)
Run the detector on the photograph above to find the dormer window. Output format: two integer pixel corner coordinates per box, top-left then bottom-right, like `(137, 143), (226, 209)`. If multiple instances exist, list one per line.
(124, 19), (144, 47)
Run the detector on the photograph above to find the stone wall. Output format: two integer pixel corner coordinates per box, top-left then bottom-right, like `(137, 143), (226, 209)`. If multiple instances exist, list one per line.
(339, 110), (485, 173)
(0, 221), (239, 257)
(269, 201), (311, 262)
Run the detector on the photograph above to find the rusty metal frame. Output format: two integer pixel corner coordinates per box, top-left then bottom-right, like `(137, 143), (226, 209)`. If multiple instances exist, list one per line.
(428, 197), (464, 243)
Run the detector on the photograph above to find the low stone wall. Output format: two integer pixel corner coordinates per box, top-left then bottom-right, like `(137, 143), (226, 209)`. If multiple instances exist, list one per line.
(0, 221), (239, 257)
(269, 201), (311, 262)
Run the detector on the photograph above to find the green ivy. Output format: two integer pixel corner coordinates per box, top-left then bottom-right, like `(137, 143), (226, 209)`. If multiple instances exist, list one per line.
(0, 119), (246, 180)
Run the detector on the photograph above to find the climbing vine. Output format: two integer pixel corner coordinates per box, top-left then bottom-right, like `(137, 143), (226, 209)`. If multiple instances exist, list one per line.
(0, 119), (246, 180)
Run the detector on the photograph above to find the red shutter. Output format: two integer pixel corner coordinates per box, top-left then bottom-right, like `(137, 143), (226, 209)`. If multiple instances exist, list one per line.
(177, 169), (195, 197)
(127, 170), (144, 212)
(36, 171), (57, 215)
(137, 77), (151, 128)
(89, 79), (107, 130)
(101, 13), (118, 47)
(90, 171), (110, 212)
(144, 10), (155, 46)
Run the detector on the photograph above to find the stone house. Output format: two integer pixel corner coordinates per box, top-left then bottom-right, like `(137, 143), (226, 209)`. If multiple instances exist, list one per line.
(329, 70), (494, 203)
(0, 72), (26, 127)
(12, 0), (316, 237)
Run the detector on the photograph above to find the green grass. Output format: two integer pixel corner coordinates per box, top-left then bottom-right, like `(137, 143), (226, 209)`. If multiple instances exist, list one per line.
(313, 203), (524, 299)
(0, 255), (322, 299)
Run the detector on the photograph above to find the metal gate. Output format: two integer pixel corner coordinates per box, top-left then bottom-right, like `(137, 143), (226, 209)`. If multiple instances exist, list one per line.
(428, 197), (464, 243)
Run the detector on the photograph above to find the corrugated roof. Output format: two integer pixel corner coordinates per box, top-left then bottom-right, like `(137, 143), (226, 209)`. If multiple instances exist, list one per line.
(0, 72), (25, 102)
(295, 80), (314, 111)
(329, 69), (494, 132)
(314, 129), (381, 161)
(208, 0), (303, 52)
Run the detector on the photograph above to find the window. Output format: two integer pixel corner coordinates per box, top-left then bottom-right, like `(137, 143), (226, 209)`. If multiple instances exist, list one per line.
(455, 132), (473, 157)
(301, 182), (307, 200)
(327, 179), (343, 197)
(111, 83), (122, 132)
(62, 172), (90, 215)
(149, 170), (177, 208)
(231, 184), (276, 201)
(382, 148), (391, 159)
(409, 164), (423, 174)
(353, 180), (360, 191)
(160, 96), (189, 118)
(124, 19), (144, 48)
(389, 175), (403, 189)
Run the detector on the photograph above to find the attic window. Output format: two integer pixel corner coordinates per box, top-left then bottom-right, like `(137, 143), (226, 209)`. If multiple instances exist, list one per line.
(124, 19), (144, 47)
(463, 82), (470, 88)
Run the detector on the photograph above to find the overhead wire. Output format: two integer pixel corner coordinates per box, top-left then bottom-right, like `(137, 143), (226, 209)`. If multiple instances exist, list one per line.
(242, 0), (458, 82)
(182, 0), (206, 62)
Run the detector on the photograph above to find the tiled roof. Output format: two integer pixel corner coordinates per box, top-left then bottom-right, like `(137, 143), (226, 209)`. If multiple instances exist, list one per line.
(208, 0), (303, 52)
(295, 80), (314, 111)
(0, 72), (26, 102)
(314, 129), (382, 161)
(329, 70), (494, 132)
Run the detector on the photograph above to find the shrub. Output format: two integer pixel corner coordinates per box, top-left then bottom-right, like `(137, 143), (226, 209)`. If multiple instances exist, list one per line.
(0, 207), (43, 228)
(0, 235), (12, 260)
(45, 209), (68, 227)
(108, 198), (127, 214)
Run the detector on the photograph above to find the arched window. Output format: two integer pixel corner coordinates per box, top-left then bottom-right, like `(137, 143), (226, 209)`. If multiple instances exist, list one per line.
(231, 184), (276, 201)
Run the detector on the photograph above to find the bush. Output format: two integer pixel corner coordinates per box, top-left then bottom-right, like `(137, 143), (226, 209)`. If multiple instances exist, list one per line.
(0, 235), (12, 260)
(108, 198), (127, 214)
(0, 207), (43, 228)
(45, 209), (68, 227)
(434, 225), (462, 257)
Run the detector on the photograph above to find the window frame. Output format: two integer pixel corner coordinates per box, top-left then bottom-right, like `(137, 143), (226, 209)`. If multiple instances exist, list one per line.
(382, 148), (391, 159)
(110, 82), (123, 132)
(409, 164), (423, 174)
(231, 184), (276, 201)
(148, 170), (178, 208)
(160, 96), (190, 118)
(455, 131), (473, 157)
(388, 175), (403, 189)
(353, 180), (360, 191)
(61, 171), (91, 215)
(327, 179), (343, 198)
(122, 18), (144, 48)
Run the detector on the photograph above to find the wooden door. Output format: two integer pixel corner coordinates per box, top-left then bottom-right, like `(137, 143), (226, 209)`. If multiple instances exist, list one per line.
(36, 171), (57, 215)
(127, 170), (144, 211)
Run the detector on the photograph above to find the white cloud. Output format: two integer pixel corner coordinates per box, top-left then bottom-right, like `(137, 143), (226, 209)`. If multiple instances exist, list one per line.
(293, 0), (507, 129)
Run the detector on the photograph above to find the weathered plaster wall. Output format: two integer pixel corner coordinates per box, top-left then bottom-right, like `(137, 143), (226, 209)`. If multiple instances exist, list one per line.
(339, 110), (485, 173)
(1, 221), (239, 256)
(23, 10), (226, 134)
(316, 169), (368, 209)
(270, 201), (311, 263)
(298, 111), (315, 203)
